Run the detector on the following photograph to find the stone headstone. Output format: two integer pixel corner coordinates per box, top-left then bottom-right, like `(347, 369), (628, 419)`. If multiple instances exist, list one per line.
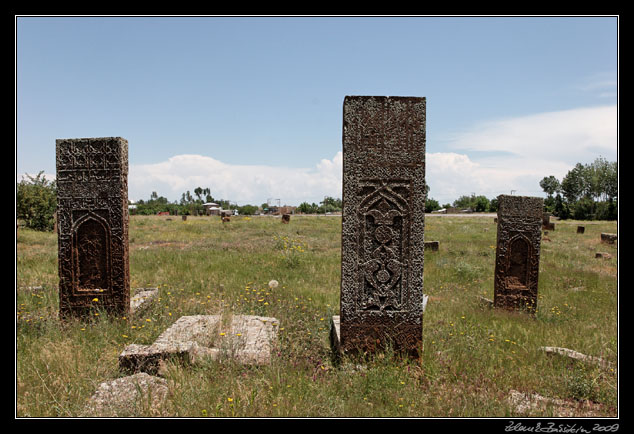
(56, 137), (130, 319)
(493, 195), (543, 313)
(600, 233), (617, 244)
(424, 241), (439, 251)
(337, 96), (426, 357)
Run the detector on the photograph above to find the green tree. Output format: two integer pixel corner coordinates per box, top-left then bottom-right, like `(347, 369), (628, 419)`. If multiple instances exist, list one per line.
(560, 163), (587, 203)
(16, 171), (57, 231)
(539, 175), (561, 197)
(425, 198), (440, 212)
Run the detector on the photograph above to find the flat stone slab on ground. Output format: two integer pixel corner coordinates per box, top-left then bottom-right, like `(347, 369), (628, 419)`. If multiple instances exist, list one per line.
(119, 314), (279, 375)
(540, 346), (613, 370)
(507, 389), (606, 417)
(81, 372), (169, 417)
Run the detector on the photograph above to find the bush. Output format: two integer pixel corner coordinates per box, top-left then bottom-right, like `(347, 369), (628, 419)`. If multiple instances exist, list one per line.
(16, 172), (57, 231)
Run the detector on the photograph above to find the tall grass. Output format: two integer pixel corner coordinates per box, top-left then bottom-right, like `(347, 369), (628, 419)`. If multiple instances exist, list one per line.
(16, 214), (617, 417)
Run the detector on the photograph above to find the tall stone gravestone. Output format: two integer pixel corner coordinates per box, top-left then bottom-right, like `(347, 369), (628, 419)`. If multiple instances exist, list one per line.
(56, 137), (130, 319)
(493, 195), (543, 313)
(338, 96), (426, 357)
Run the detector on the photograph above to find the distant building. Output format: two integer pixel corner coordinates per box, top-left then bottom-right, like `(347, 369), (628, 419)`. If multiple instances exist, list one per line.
(203, 202), (221, 215)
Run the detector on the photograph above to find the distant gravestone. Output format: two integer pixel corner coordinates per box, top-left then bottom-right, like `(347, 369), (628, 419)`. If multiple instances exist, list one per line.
(56, 137), (130, 319)
(335, 96), (426, 358)
(424, 241), (439, 251)
(600, 233), (617, 244)
(493, 195), (543, 313)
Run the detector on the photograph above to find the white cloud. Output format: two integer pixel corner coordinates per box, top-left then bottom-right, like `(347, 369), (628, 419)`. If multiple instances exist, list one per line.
(424, 105), (618, 204)
(129, 152), (343, 206)
(27, 105), (613, 208)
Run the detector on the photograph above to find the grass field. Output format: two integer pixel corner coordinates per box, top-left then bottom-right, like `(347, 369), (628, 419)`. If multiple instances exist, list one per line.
(16, 214), (618, 418)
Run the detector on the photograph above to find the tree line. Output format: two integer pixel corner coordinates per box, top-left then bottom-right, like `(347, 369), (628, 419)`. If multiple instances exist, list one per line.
(16, 157), (617, 231)
(539, 157), (617, 220)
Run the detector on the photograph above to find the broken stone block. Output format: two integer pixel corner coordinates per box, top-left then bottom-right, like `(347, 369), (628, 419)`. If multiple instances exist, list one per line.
(119, 314), (279, 375)
(81, 373), (169, 417)
(129, 288), (159, 316)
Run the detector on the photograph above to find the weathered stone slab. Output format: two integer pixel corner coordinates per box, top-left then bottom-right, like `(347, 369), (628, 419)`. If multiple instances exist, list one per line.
(81, 373), (169, 417)
(540, 346), (613, 370)
(493, 195), (543, 313)
(56, 137), (130, 319)
(507, 389), (606, 417)
(339, 96), (426, 357)
(119, 314), (279, 375)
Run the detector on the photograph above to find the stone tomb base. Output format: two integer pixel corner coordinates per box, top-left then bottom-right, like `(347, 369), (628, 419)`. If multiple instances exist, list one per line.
(120, 314), (279, 375)
(330, 294), (429, 359)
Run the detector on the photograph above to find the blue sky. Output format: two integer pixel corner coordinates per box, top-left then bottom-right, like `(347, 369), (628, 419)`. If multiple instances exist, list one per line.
(16, 16), (618, 206)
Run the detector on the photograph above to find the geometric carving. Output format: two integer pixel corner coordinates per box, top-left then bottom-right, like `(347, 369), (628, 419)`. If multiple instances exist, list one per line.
(56, 137), (130, 319)
(339, 96), (426, 357)
(493, 195), (543, 313)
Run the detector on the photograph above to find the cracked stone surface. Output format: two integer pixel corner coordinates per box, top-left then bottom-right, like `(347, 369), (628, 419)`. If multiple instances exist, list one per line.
(119, 314), (279, 375)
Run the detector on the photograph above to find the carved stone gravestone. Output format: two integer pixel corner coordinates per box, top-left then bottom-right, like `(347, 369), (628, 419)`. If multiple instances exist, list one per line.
(56, 137), (130, 319)
(493, 195), (543, 313)
(337, 96), (426, 357)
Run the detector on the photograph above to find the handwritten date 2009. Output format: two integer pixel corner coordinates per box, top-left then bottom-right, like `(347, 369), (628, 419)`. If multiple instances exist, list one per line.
(505, 421), (619, 433)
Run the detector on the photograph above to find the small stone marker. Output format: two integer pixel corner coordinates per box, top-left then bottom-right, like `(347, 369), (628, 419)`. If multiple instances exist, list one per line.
(424, 241), (439, 251)
(576, 225), (585, 234)
(493, 195), (543, 313)
(119, 314), (279, 375)
(336, 96), (426, 358)
(56, 137), (130, 319)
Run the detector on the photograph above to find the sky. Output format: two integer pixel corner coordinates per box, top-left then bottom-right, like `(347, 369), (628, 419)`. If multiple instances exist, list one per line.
(15, 16), (618, 207)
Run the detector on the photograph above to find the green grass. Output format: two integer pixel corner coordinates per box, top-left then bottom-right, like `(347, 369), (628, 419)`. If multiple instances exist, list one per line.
(16, 214), (618, 417)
